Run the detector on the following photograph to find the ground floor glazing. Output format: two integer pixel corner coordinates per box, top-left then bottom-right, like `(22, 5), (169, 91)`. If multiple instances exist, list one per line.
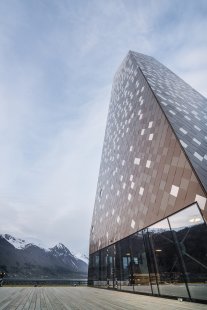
(88, 203), (207, 303)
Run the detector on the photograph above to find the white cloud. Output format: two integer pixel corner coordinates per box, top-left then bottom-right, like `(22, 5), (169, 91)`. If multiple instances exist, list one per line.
(0, 82), (109, 253)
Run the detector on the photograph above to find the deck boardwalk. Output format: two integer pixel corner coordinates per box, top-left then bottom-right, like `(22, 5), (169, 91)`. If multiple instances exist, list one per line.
(0, 287), (206, 310)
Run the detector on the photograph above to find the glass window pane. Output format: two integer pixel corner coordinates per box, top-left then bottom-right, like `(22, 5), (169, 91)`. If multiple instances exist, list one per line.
(88, 252), (100, 286)
(106, 245), (115, 288)
(169, 203), (207, 301)
(129, 232), (152, 294)
(99, 248), (107, 287)
(115, 242), (121, 290)
(116, 237), (134, 292)
(142, 228), (159, 295)
(148, 218), (189, 298)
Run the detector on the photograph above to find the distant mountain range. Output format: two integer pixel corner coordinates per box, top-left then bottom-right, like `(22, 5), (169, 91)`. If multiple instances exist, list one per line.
(0, 234), (88, 279)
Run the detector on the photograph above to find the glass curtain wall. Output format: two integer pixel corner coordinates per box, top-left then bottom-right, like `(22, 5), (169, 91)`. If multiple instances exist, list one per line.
(99, 248), (107, 287)
(88, 203), (207, 302)
(116, 237), (134, 292)
(169, 204), (207, 301)
(106, 245), (115, 288)
(88, 252), (100, 285)
(130, 232), (152, 294)
(146, 218), (189, 298)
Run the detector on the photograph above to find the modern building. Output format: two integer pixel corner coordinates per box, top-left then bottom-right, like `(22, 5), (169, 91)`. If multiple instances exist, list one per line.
(88, 51), (207, 303)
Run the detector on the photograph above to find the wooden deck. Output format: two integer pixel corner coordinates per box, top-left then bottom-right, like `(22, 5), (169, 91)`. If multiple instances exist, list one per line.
(0, 287), (206, 310)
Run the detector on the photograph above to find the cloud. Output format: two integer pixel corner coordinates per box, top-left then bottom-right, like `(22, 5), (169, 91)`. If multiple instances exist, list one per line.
(0, 80), (110, 253)
(168, 47), (207, 97)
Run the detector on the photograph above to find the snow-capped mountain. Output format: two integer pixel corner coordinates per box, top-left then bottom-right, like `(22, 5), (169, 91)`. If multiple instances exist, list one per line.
(50, 243), (73, 257)
(3, 234), (29, 249)
(2, 234), (48, 250)
(0, 234), (88, 278)
(49, 243), (82, 271)
(74, 252), (89, 264)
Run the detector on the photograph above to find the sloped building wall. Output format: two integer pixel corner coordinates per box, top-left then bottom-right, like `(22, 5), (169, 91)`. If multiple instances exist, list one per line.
(89, 53), (207, 255)
(131, 51), (207, 192)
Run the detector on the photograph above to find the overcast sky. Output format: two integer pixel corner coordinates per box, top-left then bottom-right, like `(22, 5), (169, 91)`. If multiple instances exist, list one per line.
(0, 0), (206, 255)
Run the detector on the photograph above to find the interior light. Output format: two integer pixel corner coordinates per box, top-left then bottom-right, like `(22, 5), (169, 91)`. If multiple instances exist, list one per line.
(155, 249), (162, 252)
(126, 253), (130, 256)
(189, 217), (201, 223)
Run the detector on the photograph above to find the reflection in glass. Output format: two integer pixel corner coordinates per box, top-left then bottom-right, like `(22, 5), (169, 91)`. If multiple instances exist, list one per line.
(88, 252), (100, 286)
(115, 242), (121, 290)
(106, 245), (115, 288)
(142, 229), (159, 295)
(130, 232), (152, 294)
(88, 254), (93, 285)
(117, 237), (134, 292)
(99, 248), (107, 287)
(169, 203), (207, 301)
(147, 218), (189, 298)
(88, 204), (207, 302)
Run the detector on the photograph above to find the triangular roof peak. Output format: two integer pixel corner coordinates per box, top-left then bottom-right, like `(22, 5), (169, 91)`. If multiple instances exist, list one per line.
(129, 51), (207, 193)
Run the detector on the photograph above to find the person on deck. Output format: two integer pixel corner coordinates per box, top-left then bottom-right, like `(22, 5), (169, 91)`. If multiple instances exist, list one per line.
(0, 272), (6, 287)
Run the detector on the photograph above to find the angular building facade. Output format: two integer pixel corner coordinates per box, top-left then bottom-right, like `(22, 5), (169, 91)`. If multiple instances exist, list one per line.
(88, 52), (207, 303)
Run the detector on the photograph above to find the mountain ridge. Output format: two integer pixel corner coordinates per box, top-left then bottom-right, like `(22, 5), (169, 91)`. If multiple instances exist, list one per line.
(0, 234), (88, 279)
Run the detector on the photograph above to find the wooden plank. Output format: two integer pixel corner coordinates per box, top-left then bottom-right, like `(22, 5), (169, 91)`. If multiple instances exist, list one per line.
(0, 287), (207, 310)
(41, 288), (54, 310)
(39, 288), (48, 310)
(1, 288), (31, 310)
(44, 287), (66, 310)
(15, 288), (34, 310)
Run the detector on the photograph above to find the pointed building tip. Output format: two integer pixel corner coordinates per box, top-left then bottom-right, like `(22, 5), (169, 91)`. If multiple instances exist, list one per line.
(128, 50), (140, 54)
(128, 50), (136, 57)
(129, 50), (154, 59)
